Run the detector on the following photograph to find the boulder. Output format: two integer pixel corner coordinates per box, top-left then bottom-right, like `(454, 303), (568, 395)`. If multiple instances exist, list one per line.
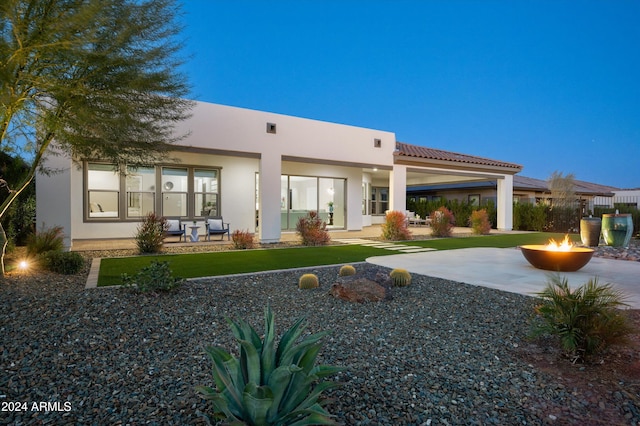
(329, 269), (393, 303)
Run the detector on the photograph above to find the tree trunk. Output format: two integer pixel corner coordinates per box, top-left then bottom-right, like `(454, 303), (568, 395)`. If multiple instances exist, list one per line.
(0, 223), (7, 276)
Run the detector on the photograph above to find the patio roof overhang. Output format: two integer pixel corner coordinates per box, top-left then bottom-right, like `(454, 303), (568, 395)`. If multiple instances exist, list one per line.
(394, 141), (523, 176)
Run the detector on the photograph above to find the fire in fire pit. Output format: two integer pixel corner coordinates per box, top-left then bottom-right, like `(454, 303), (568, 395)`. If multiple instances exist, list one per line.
(520, 235), (595, 272)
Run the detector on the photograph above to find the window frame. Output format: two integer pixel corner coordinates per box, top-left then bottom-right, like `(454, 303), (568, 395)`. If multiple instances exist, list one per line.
(84, 161), (221, 222)
(125, 165), (157, 219)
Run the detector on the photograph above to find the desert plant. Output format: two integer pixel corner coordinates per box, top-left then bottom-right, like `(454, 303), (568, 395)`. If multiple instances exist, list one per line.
(381, 210), (412, 241)
(298, 273), (319, 289)
(196, 306), (343, 425)
(469, 209), (491, 235)
(530, 275), (634, 361)
(121, 260), (184, 293)
(232, 229), (255, 249)
(26, 224), (64, 256)
(296, 211), (330, 246)
(135, 212), (167, 254)
(338, 265), (356, 276)
(430, 207), (455, 237)
(41, 251), (85, 275)
(390, 268), (411, 287)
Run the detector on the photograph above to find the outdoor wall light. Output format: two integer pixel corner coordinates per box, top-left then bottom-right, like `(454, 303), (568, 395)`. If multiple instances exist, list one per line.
(266, 122), (277, 134)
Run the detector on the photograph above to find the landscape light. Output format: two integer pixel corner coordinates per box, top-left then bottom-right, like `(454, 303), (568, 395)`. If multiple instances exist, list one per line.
(18, 260), (28, 270)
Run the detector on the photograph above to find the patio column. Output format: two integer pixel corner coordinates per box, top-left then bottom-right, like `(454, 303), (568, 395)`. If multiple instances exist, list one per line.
(497, 174), (514, 231)
(389, 164), (407, 213)
(259, 150), (282, 243)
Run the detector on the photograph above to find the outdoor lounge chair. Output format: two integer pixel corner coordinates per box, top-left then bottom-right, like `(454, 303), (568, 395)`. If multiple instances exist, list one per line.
(165, 219), (186, 242)
(205, 217), (230, 241)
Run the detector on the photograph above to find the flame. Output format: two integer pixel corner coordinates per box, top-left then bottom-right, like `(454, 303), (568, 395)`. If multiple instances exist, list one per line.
(545, 235), (574, 251)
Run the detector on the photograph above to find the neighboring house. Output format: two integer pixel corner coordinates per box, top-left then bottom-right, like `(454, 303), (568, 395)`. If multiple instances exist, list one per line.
(408, 175), (622, 214)
(36, 102), (522, 248)
(607, 188), (640, 209)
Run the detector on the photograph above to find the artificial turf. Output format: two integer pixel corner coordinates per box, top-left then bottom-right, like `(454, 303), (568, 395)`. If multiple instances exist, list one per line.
(98, 244), (390, 287)
(408, 232), (579, 250)
(97, 232), (579, 287)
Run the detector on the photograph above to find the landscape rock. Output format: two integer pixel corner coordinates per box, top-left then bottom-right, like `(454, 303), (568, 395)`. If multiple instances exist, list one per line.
(330, 269), (393, 303)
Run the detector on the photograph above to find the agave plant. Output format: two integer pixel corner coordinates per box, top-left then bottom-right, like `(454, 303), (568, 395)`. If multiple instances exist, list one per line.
(196, 306), (343, 425)
(531, 274), (634, 361)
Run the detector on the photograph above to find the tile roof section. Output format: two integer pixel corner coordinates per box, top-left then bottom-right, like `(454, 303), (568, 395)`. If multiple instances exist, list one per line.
(396, 142), (522, 170)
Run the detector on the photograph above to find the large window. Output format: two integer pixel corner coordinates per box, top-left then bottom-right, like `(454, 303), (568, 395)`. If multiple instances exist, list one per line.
(280, 175), (346, 230)
(88, 164), (119, 218)
(194, 169), (219, 217)
(162, 167), (188, 217)
(362, 182), (370, 215)
(126, 166), (155, 218)
(85, 162), (220, 221)
(371, 187), (388, 215)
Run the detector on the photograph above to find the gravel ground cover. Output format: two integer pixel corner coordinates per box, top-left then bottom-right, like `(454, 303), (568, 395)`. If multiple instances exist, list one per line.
(1, 240), (639, 425)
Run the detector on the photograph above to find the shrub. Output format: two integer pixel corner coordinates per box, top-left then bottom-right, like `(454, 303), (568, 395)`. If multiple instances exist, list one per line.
(381, 210), (412, 241)
(196, 306), (343, 425)
(121, 260), (184, 294)
(41, 251), (85, 275)
(339, 265), (356, 276)
(296, 211), (330, 246)
(530, 275), (634, 362)
(447, 199), (474, 227)
(135, 212), (167, 254)
(231, 229), (255, 249)
(26, 224), (64, 256)
(390, 268), (411, 287)
(469, 209), (492, 235)
(513, 202), (548, 231)
(298, 273), (319, 289)
(430, 207), (455, 237)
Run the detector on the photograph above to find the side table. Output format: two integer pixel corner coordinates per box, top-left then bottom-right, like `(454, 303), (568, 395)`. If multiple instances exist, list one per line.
(188, 225), (200, 242)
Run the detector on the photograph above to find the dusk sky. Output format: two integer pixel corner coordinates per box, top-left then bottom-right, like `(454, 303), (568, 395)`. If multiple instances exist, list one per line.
(180, 1), (639, 189)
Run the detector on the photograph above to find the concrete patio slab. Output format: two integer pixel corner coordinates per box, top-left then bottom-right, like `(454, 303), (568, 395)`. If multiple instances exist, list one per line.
(367, 247), (640, 309)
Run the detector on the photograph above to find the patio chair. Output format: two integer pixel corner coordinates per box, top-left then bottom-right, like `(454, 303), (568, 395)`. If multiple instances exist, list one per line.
(205, 217), (230, 241)
(165, 219), (186, 242)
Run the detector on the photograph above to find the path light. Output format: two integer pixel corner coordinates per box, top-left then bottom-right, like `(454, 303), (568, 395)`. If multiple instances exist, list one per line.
(18, 260), (29, 270)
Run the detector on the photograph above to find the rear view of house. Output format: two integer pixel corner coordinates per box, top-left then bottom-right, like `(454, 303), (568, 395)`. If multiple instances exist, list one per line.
(36, 102), (521, 248)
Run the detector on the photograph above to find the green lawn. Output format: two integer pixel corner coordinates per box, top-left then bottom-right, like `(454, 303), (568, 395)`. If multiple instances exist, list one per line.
(407, 232), (578, 250)
(97, 232), (578, 287)
(98, 245), (390, 287)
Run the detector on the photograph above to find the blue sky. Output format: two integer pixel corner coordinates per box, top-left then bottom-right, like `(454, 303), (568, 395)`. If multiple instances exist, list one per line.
(180, 1), (639, 189)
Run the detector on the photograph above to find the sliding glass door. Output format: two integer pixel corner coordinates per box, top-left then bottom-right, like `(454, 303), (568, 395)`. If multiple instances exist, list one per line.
(280, 175), (345, 230)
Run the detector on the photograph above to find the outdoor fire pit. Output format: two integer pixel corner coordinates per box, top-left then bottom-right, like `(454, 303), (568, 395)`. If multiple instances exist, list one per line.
(520, 235), (595, 272)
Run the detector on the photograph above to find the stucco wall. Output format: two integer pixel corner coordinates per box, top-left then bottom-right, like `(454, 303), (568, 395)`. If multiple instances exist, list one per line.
(35, 152), (73, 248)
(175, 102), (396, 167)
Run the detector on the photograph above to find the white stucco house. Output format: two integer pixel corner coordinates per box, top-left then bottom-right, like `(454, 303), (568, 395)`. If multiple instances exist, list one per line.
(36, 101), (522, 248)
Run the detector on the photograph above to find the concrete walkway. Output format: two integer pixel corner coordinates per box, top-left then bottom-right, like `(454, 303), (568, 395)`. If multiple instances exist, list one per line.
(367, 247), (640, 309)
